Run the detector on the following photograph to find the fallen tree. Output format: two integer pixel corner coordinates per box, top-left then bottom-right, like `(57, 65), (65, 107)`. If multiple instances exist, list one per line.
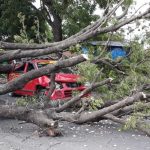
(0, 1), (150, 137)
(0, 1), (150, 62)
(0, 91), (149, 136)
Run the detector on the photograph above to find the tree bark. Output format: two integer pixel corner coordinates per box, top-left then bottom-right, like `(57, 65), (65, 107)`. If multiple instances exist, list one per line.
(42, 0), (63, 42)
(51, 17), (62, 42)
(0, 64), (13, 73)
(0, 105), (60, 136)
(0, 105), (57, 128)
(0, 92), (149, 136)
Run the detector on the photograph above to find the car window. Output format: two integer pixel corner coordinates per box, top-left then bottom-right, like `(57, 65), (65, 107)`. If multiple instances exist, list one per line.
(66, 82), (81, 88)
(37, 62), (73, 73)
(27, 63), (35, 72)
(37, 63), (48, 68)
(14, 63), (26, 73)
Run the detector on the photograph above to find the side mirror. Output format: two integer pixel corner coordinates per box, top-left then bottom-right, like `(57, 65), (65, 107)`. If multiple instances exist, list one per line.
(11, 60), (17, 71)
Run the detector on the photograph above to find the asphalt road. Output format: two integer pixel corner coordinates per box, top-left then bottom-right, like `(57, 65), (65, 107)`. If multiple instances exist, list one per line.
(0, 93), (149, 150)
(0, 119), (149, 150)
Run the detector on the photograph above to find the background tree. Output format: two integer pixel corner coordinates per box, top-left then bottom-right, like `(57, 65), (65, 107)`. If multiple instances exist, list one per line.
(0, 0), (51, 42)
(0, 0), (103, 42)
(34, 0), (100, 41)
(0, 0), (130, 42)
(37, 0), (133, 41)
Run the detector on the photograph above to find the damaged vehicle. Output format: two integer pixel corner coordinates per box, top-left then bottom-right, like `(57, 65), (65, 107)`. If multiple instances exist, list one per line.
(7, 58), (87, 102)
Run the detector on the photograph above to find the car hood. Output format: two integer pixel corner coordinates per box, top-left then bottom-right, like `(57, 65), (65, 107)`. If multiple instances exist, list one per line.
(55, 73), (79, 82)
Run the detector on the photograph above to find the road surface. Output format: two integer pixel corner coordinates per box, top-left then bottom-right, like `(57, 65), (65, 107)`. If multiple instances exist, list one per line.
(0, 93), (149, 150)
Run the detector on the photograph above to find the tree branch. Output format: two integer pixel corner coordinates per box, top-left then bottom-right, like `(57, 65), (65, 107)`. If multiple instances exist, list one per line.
(55, 78), (113, 113)
(74, 92), (149, 124)
(104, 114), (150, 137)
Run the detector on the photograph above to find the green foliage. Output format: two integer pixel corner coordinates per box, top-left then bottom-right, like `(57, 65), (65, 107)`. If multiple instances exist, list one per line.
(134, 102), (150, 118)
(89, 97), (104, 110)
(0, 74), (6, 78)
(14, 13), (33, 43)
(76, 38), (149, 130)
(44, 0), (115, 38)
(16, 96), (37, 106)
(123, 102), (150, 130)
(72, 90), (80, 97)
(123, 116), (138, 130)
(0, 0), (124, 41)
(77, 39), (149, 104)
(77, 61), (100, 83)
(0, 0), (51, 42)
(109, 41), (149, 99)
(69, 44), (82, 53)
(62, 0), (99, 37)
(123, 0), (133, 6)
(14, 12), (52, 43)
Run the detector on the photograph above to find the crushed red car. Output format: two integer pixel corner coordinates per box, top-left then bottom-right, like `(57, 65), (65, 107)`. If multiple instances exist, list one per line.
(7, 58), (87, 101)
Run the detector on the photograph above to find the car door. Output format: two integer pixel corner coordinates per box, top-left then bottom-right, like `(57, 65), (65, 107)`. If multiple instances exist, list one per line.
(22, 62), (37, 96)
(7, 62), (29, 95)
(8, 62), (26, 81)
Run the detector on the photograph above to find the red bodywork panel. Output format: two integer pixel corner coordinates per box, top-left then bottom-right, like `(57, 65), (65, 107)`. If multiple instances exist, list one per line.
(55, 73), (79, 82)
(7, 59), (87, 100)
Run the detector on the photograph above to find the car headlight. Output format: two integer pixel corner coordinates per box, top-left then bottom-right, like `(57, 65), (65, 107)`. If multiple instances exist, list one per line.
(55, 82), (62, 89)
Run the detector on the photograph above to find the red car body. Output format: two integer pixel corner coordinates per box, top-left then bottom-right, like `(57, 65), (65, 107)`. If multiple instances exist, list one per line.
(7, 59), (86, 101)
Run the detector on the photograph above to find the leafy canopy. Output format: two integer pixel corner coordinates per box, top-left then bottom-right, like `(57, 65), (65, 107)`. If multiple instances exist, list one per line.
(0, 0), (50, 42)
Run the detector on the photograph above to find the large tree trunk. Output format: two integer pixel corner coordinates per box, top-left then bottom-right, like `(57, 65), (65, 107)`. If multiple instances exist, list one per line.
(51, 18), (62, 42)
(0, 105), (59, 136)
(42, 0), (63, 42)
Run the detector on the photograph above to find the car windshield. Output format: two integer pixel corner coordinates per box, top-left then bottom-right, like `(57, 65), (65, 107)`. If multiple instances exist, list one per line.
(37, 61), (56, 68)
(37, 63), (48, 68)
(37, 62), (73, 74)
